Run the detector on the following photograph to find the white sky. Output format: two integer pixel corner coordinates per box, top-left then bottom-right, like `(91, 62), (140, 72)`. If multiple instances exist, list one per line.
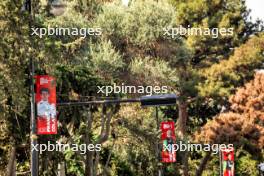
(245, 0), (264, 21)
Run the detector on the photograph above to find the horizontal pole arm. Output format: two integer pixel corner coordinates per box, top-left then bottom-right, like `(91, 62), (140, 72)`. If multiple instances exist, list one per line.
(57, 98), (141, 107)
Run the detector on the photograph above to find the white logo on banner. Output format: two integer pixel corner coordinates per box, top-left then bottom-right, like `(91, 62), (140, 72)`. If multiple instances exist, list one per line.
(40, 78), (49, 85)
(163, 124), (172, 129)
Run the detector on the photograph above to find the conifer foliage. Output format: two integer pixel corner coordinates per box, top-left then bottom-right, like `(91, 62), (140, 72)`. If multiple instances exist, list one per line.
(195, 73), (264, 149)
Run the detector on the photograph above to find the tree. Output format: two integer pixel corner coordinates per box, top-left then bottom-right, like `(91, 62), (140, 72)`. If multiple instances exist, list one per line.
(1, 0), (264, 175)
(198, 34), (264, 98)
(195, 72), (264, 175)
(170, 0), (263, 66)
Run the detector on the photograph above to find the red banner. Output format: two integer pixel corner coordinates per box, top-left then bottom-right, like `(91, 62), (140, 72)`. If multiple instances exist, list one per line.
(161, 121), (176, 163)
(221, 147), (234, 176)
(35, 75), (57, 135)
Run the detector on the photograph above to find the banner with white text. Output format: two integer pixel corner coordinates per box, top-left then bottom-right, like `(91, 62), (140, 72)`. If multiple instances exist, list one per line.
(220, 147), (235, 176)
(161, 121), (176, 163)
(36, 75), (57, 135)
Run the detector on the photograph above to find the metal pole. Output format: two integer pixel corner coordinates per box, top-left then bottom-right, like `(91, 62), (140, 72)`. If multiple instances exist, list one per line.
(30, 57), (38, 176)
(219, 150), (222, 176)
(28, 0), (38, 175)
(57, 98), (141, 106)
(57, 94), (177, 107)
(156, 107), (162, 176)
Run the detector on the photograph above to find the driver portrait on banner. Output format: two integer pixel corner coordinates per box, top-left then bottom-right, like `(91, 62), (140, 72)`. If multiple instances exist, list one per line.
(161, 121), (176, 163)
(36, 75), (57, 135)
(37, 87), (56, 119)
(221, 148), (235, 176)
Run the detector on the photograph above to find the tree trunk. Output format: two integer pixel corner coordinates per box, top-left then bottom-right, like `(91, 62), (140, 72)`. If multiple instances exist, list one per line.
(58, 161), (66, 176)
(85, 105), (116, 176)
(182, 149), (189, 176)
(85, 151), (94, 176)
(7, 146), (16, 176)
(85, 106), (94, 176)
(178, 101), (188, 138)
(93, 151), (100, 176)
(195, 152), (212, 176)
(177, 100), (189, 176)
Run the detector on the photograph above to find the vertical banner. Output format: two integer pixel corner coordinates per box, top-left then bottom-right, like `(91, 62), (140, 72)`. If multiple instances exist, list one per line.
(160, 121), (176, 163)
(35, 75), (57, 135)
(221, 147), (235, 176)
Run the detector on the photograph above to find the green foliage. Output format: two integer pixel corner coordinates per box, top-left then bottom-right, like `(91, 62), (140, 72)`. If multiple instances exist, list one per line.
(96, 0), (177, 47)
(64, 149), (84, 176)
(202, 156), (219, 176)
(89, 40), (124, 81)
(96, 0), (194, 97)
(170, 0), (262, 65)
(236, 152), (258, 176)
(130, 57), (179, 86)
(118, 0), (176, 46)
(1, 0), (264, 175)
(198, 34), (264, 98)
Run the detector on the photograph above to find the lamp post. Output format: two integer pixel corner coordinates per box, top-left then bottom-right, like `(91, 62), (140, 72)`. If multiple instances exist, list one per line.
(21, 0), (39, 175)
(22, 0), (67, 174)
(140, 94), (177, 176)
(24, 0), (39, 175)
(58, 94), (177, 176)
(30, 54), (38, 176)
